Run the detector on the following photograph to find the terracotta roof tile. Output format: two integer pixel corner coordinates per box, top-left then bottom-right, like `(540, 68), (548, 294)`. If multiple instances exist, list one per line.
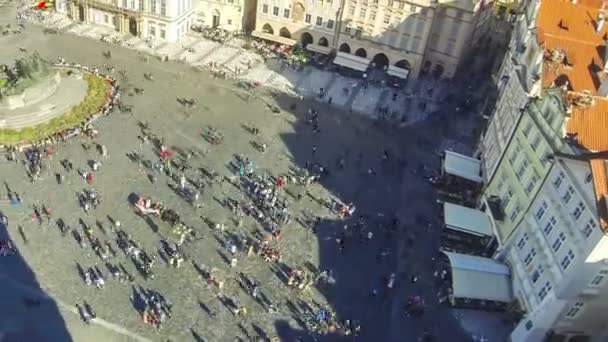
(590, 159), (608, 232)
(567, 97), (608, 151)
(537, 0), (608, 95)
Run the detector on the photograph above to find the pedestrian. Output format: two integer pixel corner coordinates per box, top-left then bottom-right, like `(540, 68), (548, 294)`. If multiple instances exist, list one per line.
(312, 146), (317, 157)
(86, 173), (94, 185)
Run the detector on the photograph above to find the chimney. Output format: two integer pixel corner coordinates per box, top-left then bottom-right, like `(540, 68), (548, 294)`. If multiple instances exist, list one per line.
(598, 12), (606, 33)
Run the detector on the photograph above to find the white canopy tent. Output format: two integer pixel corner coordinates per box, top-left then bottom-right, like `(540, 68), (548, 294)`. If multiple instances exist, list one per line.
(443, 202), (493, 237)
(251, 30), (297, 46)
(443, 150), (483, 183)
(444, 252), (512, 303)
(387, 65), (410, 79)
(333, 52), (369, 72)
(306, 44), (332, 55)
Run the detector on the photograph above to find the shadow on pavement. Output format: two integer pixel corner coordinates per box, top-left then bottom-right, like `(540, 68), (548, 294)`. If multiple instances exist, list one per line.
(268, 80), (480, 341)
(0, 212), (73, 341)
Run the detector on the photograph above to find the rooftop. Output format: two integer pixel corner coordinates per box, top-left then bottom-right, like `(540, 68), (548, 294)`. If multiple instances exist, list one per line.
(537, 0), (608, 95)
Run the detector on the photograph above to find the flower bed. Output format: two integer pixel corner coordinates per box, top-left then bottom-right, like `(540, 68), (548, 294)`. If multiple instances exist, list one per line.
(0, 73), (110, 146)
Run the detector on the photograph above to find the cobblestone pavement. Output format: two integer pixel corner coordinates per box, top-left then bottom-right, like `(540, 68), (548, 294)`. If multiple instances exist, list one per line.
(0, 3), (511, 342)
(17, 7), (449, 126)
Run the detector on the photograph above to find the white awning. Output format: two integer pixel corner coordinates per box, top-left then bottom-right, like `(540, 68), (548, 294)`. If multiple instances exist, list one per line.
(443, 150), (483, 183)
(387, 65), (410, 79)
(333, 51), (369, 72)
(306, 44), (332, 55)
(251, 30), (297, 46)
(445, 252), (512, 303)
(443, 202), (492, 237)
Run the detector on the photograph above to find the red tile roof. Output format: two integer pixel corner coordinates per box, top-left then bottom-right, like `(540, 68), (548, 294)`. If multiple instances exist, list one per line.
(537, 0), (608, 95)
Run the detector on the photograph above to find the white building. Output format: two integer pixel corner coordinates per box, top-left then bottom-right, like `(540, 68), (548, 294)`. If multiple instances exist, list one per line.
(477, 0), (542, 182)
(504, 153), (608, 342)
(194, 0), (246, 32)
(67, 0), (195, 42)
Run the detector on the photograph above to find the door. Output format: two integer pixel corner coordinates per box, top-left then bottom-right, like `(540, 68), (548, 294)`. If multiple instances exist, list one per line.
(129, 17), (138, 36)
(212, 15), (220, 28)
(78, 5), (85, 22)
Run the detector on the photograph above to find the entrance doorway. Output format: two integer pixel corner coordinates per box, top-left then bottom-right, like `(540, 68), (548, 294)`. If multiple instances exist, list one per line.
(77, 5), (85, 22)
(212, 10), (220, 28)
(129, 17), (138, 36)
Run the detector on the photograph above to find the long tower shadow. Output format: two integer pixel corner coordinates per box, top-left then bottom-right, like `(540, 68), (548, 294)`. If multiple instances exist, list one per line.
(268, 72), (484, 341)
(0, 214), (73, 341)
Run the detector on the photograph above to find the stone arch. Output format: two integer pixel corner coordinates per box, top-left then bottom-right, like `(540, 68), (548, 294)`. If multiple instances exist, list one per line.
(394, 59), (411, 69)
(279, 27), (291, 38)
(339, 43), (351, 53)
(300, 32), (313, 46)
(293, 2), (305, 22)
(319, 37), (329, 47)
(372, 53), (389, 68)
(355, 48), (367, 58)
(433, 64), (445, 78)
(262, 23), (274, 34)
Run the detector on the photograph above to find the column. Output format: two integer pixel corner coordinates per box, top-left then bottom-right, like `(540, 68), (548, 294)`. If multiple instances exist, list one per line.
(124, 15), (129, 33)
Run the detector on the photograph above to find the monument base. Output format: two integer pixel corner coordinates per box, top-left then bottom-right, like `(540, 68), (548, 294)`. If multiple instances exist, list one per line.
(0, 71), (62, 110)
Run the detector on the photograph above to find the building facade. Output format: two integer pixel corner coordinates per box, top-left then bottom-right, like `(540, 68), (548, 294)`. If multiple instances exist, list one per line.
(252, 0), (482, 79)
(481, 90), (565, 245)
(66, 0), (195, 42)
(194, 0), (245, 31)
(253, 0), (343, 52)
(478, 0), (542, 182)
(505, 153), (608, 342)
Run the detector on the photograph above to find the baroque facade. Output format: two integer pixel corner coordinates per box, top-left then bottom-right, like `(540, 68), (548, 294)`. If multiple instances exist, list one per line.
(253, 0), (483, 79)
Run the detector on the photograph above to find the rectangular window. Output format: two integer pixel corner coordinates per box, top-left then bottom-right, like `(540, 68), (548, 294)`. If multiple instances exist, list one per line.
(509, 144), (522, 165)
(565, 302), (585, 318)
(370, 11), (376, 20)
(531, 135), (542, 151)
(535, 201), (548, 221)
(591, 270), (608, 287)
(522, 121), (532, 137)
(563, 186), (575, 204)
(349, 6), (355, 15)
(517, 233), (529, 250)
(410, 4), (417, 11)
(551, 232), (566, 252)
(273, 6), (279, 16)
(572, 201), (585, 220)
(531, 264), (544, 283)
(517, 160), (529, 178)
(373, 0), (379, 3)
(355, 27), (362, 37)
(543, 216), (556, 235)
(130, 0), (135, 8)
(553, 171), (565, 189)
(283, 8), (290, 18)
(509, 204), (521, 222)
(538, 281), (552, 300)
(561, 250), (575, 270)
(398, 1), (404, 9)
(305, 13), (311, 23)
(327, 19), (334, 29)
(262, 4), (268, 13)
(139, 0), (144, 10)
(150, 0), (156, 13)
(316, 16), (323, 26)
(360, 8), (366, 18)
(345, 26), (351, 33)
(411, 38), (420, 53)
(583, 219), (596, 238)
(384, 14), (391, 24)
(502, 187), (514, 209)
(123, 0), (127, 8)
(149, 25), (156, 36)
(526, 174), (539, 194)
(524, 248), (536, 266)
(160, 29), (165, 38)
(160, 0), (166, 15)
